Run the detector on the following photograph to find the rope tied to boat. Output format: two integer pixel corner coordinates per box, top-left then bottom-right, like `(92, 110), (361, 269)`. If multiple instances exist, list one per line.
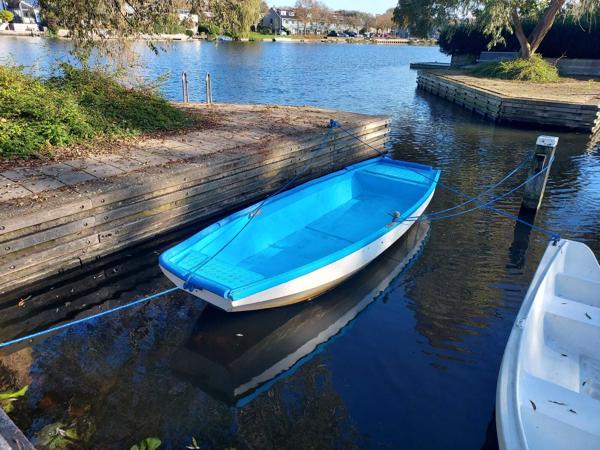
(0, 119), (563, 351)
(336, 123), (562, 243)
(182, 125), (337, 286)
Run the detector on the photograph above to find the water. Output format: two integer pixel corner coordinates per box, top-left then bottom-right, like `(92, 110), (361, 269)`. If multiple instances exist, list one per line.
(0, 38), (599, 450)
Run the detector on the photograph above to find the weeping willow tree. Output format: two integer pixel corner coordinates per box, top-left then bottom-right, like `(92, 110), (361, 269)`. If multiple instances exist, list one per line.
(394, 0), (600, 58)
(40, 0), (176, 62)
(209, 0), (261, 38)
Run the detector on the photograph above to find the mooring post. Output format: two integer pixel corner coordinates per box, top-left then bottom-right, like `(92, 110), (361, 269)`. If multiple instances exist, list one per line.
(205, 72), (213, 105)
(520, 135), (559, 212)
(181, 72), (189, 103)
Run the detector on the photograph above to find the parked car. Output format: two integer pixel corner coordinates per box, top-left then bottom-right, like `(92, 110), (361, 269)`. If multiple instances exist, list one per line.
(338, 32), (348, 38)
(327, 31), (338, 37)
(345, 31), (357, 38)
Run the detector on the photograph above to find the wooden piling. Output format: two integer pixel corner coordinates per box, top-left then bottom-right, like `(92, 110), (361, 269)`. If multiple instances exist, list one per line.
(521, 136), (558, 212)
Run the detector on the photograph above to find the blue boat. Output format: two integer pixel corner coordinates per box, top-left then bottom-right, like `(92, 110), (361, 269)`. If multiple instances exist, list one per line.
(160, 156), (440, 312)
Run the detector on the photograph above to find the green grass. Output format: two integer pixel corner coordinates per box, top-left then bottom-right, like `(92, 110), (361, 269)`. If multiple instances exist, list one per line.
(0, 64), (194, 159)
(470, 54), (560, 82)
(247, 32), (273, 40)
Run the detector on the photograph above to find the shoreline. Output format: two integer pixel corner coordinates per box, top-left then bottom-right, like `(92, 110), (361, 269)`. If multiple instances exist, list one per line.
(0, 31), (437, 46)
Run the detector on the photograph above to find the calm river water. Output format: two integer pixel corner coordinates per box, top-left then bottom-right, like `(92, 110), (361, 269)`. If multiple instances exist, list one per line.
(0, 38), (599, 450)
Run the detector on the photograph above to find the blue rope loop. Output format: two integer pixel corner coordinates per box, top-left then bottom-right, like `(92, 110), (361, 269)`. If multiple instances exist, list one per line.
(336, 123), (562, 242)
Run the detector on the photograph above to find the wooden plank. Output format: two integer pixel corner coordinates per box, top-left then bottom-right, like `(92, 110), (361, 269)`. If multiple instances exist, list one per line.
(0, 217), (95, 257)
(0, 234), (100, 277)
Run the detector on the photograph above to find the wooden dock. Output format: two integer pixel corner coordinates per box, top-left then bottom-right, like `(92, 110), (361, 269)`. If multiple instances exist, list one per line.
(417, 71), (600, 134)
(0, 104), (390, 294)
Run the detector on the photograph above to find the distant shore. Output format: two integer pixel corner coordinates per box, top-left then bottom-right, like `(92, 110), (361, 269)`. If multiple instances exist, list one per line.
(0, 30), (437, 46)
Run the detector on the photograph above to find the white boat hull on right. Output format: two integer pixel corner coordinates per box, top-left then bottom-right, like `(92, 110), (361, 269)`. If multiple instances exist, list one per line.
(496, 239), (600, 450)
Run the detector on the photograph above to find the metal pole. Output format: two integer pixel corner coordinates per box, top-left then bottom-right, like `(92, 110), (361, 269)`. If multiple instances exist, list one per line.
(185, 72), (189, 102)
(205, 72), (213, 105)
(520, 135), (558, 211)
(181, 72), (189, 103)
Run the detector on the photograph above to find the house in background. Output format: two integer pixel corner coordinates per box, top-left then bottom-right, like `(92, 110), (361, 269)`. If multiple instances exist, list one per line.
(177, 9), (199, 26)
(1, 0), (41, 31)
(260, 8), (303, 35)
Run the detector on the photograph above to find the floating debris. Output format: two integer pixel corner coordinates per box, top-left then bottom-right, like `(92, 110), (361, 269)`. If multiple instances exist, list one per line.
(548, 400), (566, 405)
(569, 409), (577, 414)
(17, 295), (32, 308)
(530, 400), (537, 411)
(585, 312), (592, 320)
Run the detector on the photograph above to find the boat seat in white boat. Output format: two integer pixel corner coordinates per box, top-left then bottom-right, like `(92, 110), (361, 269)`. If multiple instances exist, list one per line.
(497, 240), (600, 450)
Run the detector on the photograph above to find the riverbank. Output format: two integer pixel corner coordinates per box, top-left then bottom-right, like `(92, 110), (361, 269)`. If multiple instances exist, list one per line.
(0, 31), (436, 46)
(417, 69), (600, 133)
(0, 103), (389, 294)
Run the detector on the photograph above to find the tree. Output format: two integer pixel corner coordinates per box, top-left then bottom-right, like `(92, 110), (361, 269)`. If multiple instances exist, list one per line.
(393, 0), (600, 58)
(39, 0), (175, 61)
(0, 10), (14, 23)
(209, 0), (261, 37)
(295, 0), (328, 34)
(374, 8), (394, 33)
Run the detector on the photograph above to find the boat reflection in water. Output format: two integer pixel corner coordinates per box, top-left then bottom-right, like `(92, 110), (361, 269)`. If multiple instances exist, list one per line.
(172, 221), (430, 406)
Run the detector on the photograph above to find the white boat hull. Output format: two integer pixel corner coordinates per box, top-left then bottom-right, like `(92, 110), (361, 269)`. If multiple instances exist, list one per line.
(496, 239), (600, 450)
(160, 189), (435, 312)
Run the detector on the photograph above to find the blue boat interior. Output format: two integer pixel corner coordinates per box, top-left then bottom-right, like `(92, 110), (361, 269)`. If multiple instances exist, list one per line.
(160, 157), (440, 300)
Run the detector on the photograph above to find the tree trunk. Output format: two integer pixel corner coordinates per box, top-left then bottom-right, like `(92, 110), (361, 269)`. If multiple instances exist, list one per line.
(511, 0), (565, 58)
(528, 0), (566, 54)
(511, 8), (532, 58)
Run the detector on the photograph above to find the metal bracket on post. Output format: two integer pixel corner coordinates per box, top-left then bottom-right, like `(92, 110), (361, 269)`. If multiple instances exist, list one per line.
(521, 135), (559, 212)
(205, 72), (213, 105)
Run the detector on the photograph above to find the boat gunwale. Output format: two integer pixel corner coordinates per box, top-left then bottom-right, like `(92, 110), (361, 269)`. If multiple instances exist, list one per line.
(496, 239), (600, 450)
(160, 156), (440, 301)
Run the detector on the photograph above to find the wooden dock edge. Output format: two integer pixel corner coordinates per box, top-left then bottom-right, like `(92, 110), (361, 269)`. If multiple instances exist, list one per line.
(416, 71), (600, 134)
(0, 117), (391, 295)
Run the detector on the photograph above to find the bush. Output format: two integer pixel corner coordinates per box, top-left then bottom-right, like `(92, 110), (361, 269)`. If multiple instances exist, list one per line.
(440, 14), (600, 58)
(198, 22), (220, 35)
(0, 10), (14, 23)
(470, 54), (560, 82)
(438, 22), (492, 56)
(152, 14), (188, 35)
(0, 65), (193, 159)
(257, 25), (273, 35)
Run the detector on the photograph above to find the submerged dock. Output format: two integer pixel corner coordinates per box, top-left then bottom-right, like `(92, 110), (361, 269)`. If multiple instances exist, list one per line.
(0, 104), (390, 294)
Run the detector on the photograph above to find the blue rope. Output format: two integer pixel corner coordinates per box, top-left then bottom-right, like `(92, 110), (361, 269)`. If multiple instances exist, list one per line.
(0, 287), (178, 349)
(425, 154), (533, 217)
(419, 156), (554, 221)
(338, 124), (561, 241)
(183, 126), (336, 285)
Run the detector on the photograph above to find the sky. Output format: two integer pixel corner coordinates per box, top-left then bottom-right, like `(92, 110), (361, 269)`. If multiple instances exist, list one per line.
(268, 1), (396, 15)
